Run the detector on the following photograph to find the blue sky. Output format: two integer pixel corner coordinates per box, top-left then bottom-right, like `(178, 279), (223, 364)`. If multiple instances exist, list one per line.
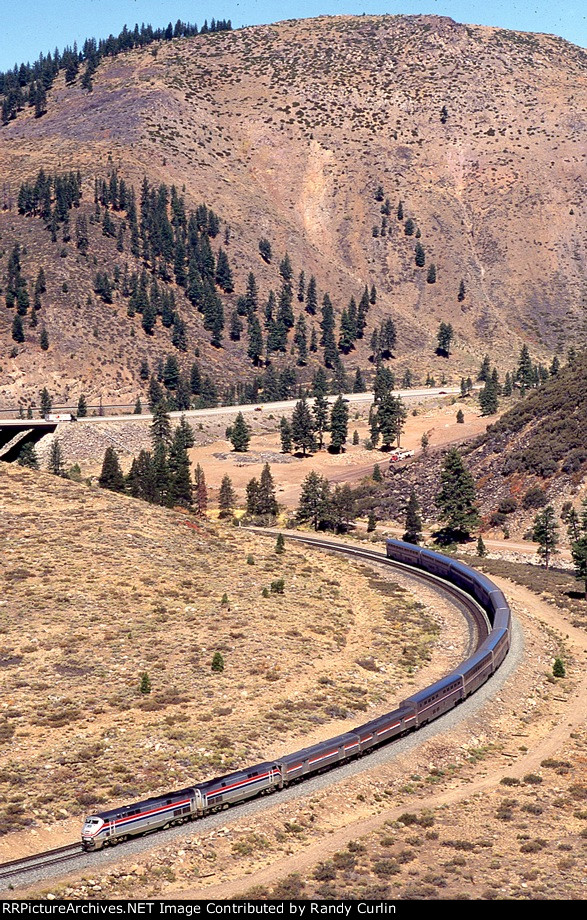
(0, 1), (585, 70)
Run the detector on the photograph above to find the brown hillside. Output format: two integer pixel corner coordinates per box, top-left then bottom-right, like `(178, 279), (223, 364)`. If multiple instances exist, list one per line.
(1, 15), (585, 407)
(372, 351), (587, 535)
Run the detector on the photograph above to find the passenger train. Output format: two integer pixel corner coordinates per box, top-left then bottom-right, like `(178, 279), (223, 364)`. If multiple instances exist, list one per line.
(81, 539), (511, 850)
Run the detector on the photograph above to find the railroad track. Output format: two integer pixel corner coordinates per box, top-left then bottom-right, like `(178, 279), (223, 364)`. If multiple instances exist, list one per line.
(0, 844), (83, 883)
(0, 536), (493, 888)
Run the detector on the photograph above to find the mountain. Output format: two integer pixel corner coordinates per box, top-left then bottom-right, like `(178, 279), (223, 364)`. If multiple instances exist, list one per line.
(1, 15), (585, 409)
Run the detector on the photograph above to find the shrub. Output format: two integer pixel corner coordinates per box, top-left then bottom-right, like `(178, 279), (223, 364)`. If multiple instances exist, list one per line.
(270, 578), (285, 594)
(313, 862), (336, 881)
(522, 486), (547, 509)
(498, 497), (518, 514)
(520, 839), (546, 853)
(211, 652), (225, 672)
(373, 859), (400, 877)
(523, 773), (543, 785)
(562, 448), (587, 473)
(553, 657), (566, 678)
(500, 776), (520, 786)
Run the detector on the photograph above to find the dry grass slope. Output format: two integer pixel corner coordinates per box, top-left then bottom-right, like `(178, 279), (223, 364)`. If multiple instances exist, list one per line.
(0, 462), (445, 837)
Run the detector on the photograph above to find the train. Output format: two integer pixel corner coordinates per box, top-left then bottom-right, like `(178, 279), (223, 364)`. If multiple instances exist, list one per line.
(81, 539), (511, 850)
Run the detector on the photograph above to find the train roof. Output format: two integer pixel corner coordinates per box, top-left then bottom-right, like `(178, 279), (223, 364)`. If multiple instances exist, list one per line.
(278, 731), (360, 766)
(352, 705), (414, 738)
(446, 646), (493, 681)
(196, 761), (278, 793)
(93, 785), (196, 820)
(479, 627), (509, 653)
(447, 557), (501, 595)
(401, 671), (463, 707)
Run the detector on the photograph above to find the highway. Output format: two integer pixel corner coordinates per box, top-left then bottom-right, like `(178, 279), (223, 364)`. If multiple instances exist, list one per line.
(0, 387), (461, 427)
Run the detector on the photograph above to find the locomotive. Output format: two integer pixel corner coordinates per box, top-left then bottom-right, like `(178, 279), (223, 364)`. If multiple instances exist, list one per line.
(81, 539), (511, 850)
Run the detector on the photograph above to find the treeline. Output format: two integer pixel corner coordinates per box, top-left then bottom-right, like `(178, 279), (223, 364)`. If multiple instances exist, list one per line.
(17, 169), (82, 242)
(475, 344), (566, 419)
(11, 165), (387, 377)
(1, 17), (231, 123)
(98, 406), (207, 512)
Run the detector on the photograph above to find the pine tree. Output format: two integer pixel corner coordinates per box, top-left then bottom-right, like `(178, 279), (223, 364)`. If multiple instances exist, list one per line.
(134, 397), (142, 414)
(194, 463), (208, 515)
(230, 412), (251, 452)
(17, 443), (39, 469)
(294, 313), (308, 365)
(570, 499), (587, 599)
(436, 322), (453, 357)
(279, 252), (293, 282)
(39, 325), (49, 350)
(367, 511), (377, 533)
(168, 427), (193, 508)
(479, 375), (499, 416)
(532, 505), (559, 569)
(403, 489), (423, 544)
(297, 270), (305, 303)
(230, 310), (243, 341)
(218, 474), (237, 517)
(372, 393), (407, 448)
(139, 672), (152, 694)
(353, 368), (365, 393)
(257, 463), (278, 516)
(148, 375), (164, 411)
(331, 484), (356, 532)
(291, 398), (315, 456)
(305, 275), (317, 315)
(414, 242), (425, 266)
(427, 263), (437, 284)
(40, 387), (52, 417)
(478, 354), (491, 382)
(296, 471), (330, 530)
(11, 314), (24, 342)
(329, 395), (349, 453)
(436, 448), (480, 542)
(259, 238), (272, 263)
(456, 408), (464, 423)
(477, 535), (486, 557)
(150, 401), (172, 448)
(215, 248), (234, 292)
(99, 447), (125, 492)
(48, 439), (65, 476)
(77, 394), (87, 417)
(280, 416), (292, 453)
(275, 533), (285, 554)
(320, 294), (337, 368)
(517, 344), (534, 391)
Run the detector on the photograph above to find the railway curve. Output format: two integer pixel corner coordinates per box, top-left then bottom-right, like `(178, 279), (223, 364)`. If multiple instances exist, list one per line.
(0, 536), (512, 891)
